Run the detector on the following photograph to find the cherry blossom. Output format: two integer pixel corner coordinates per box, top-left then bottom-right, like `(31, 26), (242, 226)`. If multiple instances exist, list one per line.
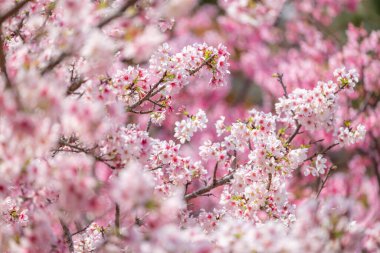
(0, 0), (377, 252)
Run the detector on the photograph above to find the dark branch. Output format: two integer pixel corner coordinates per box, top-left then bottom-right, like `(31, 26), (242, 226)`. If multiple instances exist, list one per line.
(286, 124), (302, 144)
(0, 30), (11, 88)
(59, 219), (74, 253)
(115, 203), (120, 236)
(185, 173), (233, 201)
(304, 143), (339, 163)
(316, 166), (334, 198)
(0, 0), (31, 24)
(97, 0), (138, 29)
(212, 162), (219, 184)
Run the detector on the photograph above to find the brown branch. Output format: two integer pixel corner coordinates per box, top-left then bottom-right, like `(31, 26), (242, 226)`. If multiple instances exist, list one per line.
(128, 55), (216, 112)
(59, 219), (74, 253)
(147, 98), (166, 108)
(212, 162), (219, 184)
(53, 138), (117, 170)
(304, 143), (339, 163)
(184, 173), (233, 201)
(71, 222), (92, 236)
(0, 29), (11, 89)
(266, 172), (272, 191)
(128, 109), (155, 114)
(10, 15), (27, 42)
(187, 54), (215, 75)
(115, 203), (120, 236)
(97, 0), (138, 29)
(0, 26), (23, 108)
(309, 139), (324, 145)
(41, 52), (69, 76)
(275, 73), (288, 98)
(286, 124), (301, 144)
(0, 0), (32, 24)
(66, 79), (86, 95)
(127, 71), (167, 110)
(316, 166), (334, 198)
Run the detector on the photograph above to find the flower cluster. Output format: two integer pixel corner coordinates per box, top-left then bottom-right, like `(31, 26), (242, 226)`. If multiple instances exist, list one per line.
(276, 69), (359, 131)
(150, 140), (207, 188)
(73, 223), (104, 253)
(0, 0), (376, 252)
(304, 154), (328, 177)
(150, 42), (230, 91)
(334, 67), (360, 88)
(174, 109), (208, 143)
(337, 124), (366, 146)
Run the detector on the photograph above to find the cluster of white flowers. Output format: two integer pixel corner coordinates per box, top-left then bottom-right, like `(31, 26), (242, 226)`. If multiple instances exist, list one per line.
(107, 67), (150, 106)
(224, 122), (251, 151)
(150, 109), (166, 125)
(149, 43), (230, 93)
(199, 140), (229, 162)
(174, 110), (208, 143)
(97, 125), (153, 169)
(337, 124), (366, 146)
(215, 116), (226, 137)
(73, 223), (104, 253)
(304, 154), (328, 177)
(149, 139), (207, 186)
(276, 69), (360, 132)
(276, 81), (339, 131)
(333, 67), (360, 88)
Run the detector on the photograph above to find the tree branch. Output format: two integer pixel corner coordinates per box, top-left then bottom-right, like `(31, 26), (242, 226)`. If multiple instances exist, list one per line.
(286, 124), (301, 144)
(0, 28), (11, 89)
(212, 162), (219, 184)
(304, 143), (339, 163)
(316, 166), (334, 198)
(115, 203), (120, 236)
(184, 173), (233, 201)
(266, 172), (272, 191)
(128, 55), (216, 112)
(59, 219), (74, 253)
(0, 0), (31, 24)
(97, 0), (138, 29)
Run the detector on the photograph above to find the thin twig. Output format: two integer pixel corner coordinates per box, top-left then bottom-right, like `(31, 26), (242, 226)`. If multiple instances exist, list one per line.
(286, 124), (301, 144)
(316, 166), (334, 198)
(127, 71), (167, 110)
(41, 52), (69, 75)
(275, 73), (302, 144)
(187, 54), (215, 75)
(304, 143), (339, 163)
(275, 73), (288, 98)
